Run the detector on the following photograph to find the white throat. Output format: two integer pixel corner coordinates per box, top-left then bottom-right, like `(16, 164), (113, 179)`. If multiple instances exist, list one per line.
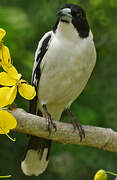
(55, 21), (81, 42)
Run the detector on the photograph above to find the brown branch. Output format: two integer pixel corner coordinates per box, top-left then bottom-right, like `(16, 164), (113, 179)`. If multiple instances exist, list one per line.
(10, 108), (117, 154)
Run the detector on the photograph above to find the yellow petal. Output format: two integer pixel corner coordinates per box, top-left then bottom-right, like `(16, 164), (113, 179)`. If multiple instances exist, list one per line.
(7, 85), (17, 104)
(0, 72), (16, 86)
(0, 28), (6, 41)
(1, 45), (11, 65)
(0, 110), (17, 134)
(7, 65), (20, 80)
(2, 63), (21, 80)
(0, 87), (11, 108)
(94, 170), (107, 180)
(0, 46), (3, 66)
(0, 58), (2, 66)
(18, 83), (36, 100)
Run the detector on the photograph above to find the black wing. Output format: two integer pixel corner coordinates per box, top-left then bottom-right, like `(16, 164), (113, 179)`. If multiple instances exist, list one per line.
(29, 31), (52, 115)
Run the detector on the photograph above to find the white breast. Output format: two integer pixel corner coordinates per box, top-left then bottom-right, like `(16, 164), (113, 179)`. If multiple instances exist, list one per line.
(38, 22), (96, 120)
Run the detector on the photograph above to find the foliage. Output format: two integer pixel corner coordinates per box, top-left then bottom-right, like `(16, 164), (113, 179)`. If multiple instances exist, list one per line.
(0, 0), (116, 179)
(0, 27), (36, 177)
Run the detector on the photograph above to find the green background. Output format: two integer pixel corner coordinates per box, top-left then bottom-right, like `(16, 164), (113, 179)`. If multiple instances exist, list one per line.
(0, 0), (117, 179)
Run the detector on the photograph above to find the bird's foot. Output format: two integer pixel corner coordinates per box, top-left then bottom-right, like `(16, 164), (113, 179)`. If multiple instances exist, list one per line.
(71, 118), (85, 142)
(46, 116), (57, 135)
(67, 109), (85, 142)
(43, 104), (57, 135)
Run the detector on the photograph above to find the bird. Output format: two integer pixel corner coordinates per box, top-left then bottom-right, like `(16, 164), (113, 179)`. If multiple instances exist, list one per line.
(21, 3), (96, 176)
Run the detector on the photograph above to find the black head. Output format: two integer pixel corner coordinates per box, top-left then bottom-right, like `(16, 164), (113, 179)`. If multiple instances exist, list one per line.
(54, 4), (89, 38)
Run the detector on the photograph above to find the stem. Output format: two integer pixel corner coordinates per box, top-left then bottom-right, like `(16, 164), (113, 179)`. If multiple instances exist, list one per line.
(106, 171), (117, 177)
(0, 127), (16, 142)
(0, 175), (12, 178)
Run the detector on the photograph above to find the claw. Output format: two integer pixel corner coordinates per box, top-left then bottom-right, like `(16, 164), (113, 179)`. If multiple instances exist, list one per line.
(43, 104), (57, 135)
(72, 118), (85, 142)
(67, 109), (85, 142)
(46, 116), (57, 135)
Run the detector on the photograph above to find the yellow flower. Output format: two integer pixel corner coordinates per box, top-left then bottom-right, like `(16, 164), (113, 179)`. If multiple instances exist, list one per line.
(94, 169), (117, 180)
(94, 170), (107, 180)
(0, 64), (36, 107)
(0, 28), (6, 41)
(0, 28), (11, 67)
(0, 110), (17, 134)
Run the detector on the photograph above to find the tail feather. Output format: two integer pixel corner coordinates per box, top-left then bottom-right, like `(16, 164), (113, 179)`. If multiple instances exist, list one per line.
(21, 136), (51, 176)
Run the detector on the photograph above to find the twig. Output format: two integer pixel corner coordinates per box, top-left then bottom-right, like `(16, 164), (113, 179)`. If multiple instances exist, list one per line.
(9, 108), (117, 154)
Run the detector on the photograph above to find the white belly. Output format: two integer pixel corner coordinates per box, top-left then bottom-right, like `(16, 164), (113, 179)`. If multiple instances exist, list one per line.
(38, 32), (96, 120)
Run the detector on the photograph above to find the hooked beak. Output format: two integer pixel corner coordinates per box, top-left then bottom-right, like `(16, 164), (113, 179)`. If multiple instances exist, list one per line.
(57, 8), (72, 19)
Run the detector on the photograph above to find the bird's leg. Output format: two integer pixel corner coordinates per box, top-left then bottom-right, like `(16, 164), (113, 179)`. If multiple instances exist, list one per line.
(42, 104), (57, 135)
(67, 109), (85, 142)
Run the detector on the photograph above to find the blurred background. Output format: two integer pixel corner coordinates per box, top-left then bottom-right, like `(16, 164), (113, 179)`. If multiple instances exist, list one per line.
(0, 0), (117, 179)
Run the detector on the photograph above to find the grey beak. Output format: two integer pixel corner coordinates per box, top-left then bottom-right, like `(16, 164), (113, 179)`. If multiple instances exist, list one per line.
(57, 8), (72, 18)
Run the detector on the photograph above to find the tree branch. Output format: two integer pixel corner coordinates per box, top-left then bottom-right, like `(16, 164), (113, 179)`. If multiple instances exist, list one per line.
(10, 108), (117, 154)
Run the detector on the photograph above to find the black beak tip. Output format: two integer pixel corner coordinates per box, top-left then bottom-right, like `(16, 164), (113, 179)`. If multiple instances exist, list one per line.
(57, 10), (62, 17)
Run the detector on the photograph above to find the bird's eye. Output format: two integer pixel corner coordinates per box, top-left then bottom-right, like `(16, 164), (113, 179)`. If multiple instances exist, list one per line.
(76, 12), (82, 18)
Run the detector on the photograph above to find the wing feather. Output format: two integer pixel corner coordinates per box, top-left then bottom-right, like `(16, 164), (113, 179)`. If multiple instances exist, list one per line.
(29, 31), (52, 114)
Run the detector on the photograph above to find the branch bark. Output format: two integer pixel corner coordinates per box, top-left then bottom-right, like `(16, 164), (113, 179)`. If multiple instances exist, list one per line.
(10, 108), (117, 154)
